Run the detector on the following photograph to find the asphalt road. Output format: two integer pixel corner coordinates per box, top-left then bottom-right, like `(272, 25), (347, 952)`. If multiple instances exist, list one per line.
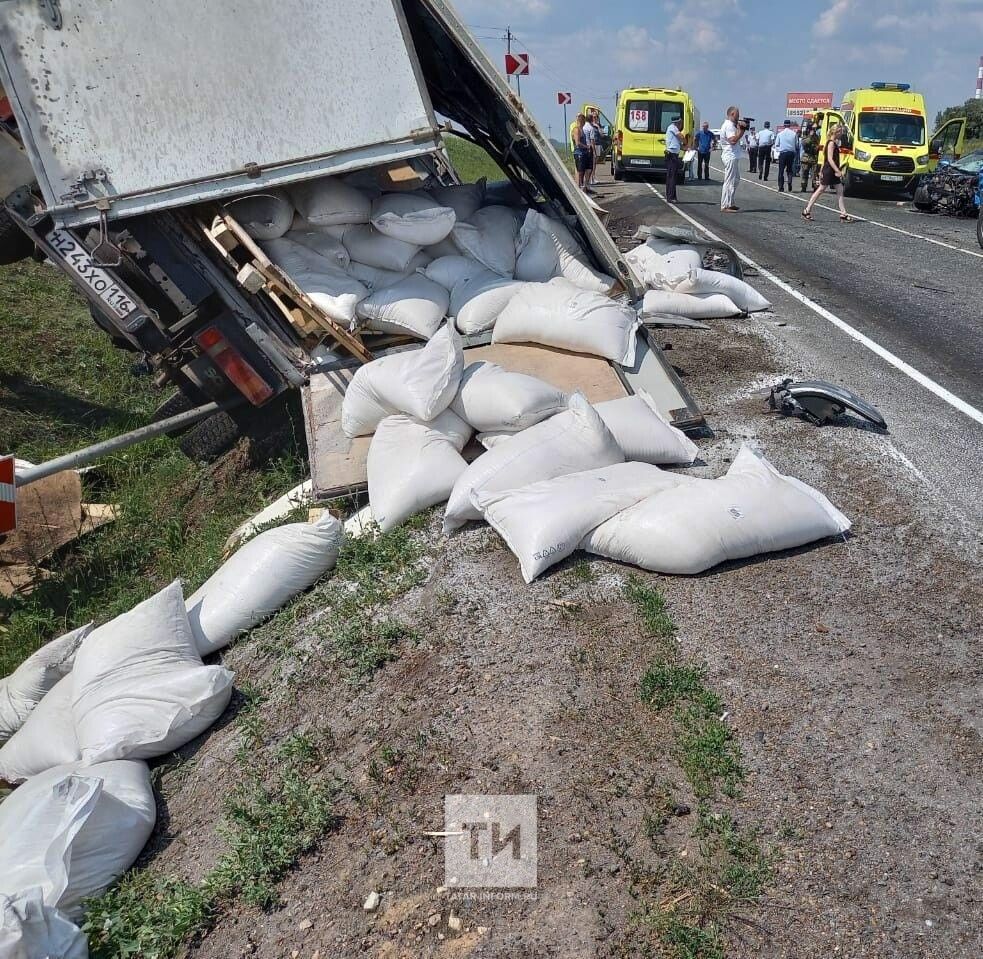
(595, 164), (983, 532)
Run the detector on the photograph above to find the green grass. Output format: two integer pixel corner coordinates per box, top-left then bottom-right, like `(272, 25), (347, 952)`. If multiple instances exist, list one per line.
(82, 716), (340, 958)
(444, 135), (506, 184)
(0, 260), (307, 676)
(625, 578), (770, 956)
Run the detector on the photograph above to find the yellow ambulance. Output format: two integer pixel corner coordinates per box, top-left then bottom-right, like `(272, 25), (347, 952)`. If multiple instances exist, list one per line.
(610, 87), (699, 181)
(817, 82), (966, 194)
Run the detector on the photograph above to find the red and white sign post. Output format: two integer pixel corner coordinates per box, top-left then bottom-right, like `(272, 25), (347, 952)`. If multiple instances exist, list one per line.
(0, 455), (16, 534)
(505, 52), (529, 76)
(557, 92), (572, 151)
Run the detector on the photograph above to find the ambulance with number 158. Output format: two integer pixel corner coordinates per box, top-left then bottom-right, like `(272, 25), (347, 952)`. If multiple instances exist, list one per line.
(816, 82), (966, 194)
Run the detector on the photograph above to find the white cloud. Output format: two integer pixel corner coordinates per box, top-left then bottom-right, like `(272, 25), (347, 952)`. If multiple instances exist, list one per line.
(614, 24), (665, 69)
(813, 0), (853, 37)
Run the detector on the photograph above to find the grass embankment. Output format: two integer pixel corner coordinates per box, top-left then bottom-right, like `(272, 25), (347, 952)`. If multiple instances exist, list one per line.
(0, 260), (305, 676)
(443, 132), (575, 183)
(625, 577), (775, 959)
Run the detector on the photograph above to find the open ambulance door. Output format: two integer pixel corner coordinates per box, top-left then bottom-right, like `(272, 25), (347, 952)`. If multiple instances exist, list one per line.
(929, 117), (967, 169)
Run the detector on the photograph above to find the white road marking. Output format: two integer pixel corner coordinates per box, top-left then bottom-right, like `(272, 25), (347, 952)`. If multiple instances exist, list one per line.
(642, 180), (983, 426)
(709, 162), (983, 260)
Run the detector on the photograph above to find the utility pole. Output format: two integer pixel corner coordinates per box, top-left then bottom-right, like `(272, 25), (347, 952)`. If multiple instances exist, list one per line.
(506, 26), (512, 92)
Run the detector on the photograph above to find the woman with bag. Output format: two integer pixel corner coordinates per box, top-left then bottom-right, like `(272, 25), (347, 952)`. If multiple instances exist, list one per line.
(802, 123), (854, 222)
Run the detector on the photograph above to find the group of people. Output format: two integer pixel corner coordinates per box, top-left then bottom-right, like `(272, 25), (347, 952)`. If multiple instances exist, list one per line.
(745, 119), (820, 192)
(719, 107), (852, 220)
(570, 109), (604, 193)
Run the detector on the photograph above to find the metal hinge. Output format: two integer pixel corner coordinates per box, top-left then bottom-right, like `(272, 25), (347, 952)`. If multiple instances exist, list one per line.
(38, 0), (62, 29)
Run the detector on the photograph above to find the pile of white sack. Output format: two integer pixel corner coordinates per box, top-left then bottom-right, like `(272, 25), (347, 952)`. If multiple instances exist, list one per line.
(223, 173), (618, 342)
(625, 233), (772, 320)
(0, 513), (343, 954)
(343, 322), (850, 575)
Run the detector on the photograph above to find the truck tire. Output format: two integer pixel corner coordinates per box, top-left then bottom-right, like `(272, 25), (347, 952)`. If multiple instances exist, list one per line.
(178, 410), (241, 463)
(0, 207), (33, 265)
(613, 162), (624, 182)
(841, 167), (853, 196)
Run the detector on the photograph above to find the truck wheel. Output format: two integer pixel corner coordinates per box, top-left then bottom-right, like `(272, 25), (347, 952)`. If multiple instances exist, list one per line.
(0, 208), (34, 265)
(841, 168), (853, 196)
(613, 163), (624, 182)
(178, 410), (241, 463)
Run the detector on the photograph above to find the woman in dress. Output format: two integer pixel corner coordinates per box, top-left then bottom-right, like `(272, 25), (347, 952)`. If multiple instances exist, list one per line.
(802, 123), (853, 222)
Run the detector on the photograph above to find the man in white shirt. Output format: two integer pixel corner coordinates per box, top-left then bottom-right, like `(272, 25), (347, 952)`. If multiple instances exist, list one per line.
(756, 121), (775, 181)
(774, 119), (798, 192)
(719, 105), (746, 212)
(665, 114), (683, 203)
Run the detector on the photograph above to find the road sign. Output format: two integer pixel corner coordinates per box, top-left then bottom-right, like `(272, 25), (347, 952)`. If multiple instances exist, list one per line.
(557, 91), (572, 105)
(786, 91), (834, 118)
(0, 455), (15, 534)
(505, 52), (529, 76)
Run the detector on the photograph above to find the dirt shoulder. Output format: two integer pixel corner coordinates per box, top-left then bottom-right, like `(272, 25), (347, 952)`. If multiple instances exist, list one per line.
(136, 208), (983, 958)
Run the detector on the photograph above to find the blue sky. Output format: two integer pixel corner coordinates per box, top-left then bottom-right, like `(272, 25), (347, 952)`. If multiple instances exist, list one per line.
(452, 0), (983, 135)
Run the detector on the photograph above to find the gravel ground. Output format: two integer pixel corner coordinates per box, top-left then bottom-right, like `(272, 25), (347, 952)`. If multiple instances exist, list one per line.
(142, 178), (983, 959)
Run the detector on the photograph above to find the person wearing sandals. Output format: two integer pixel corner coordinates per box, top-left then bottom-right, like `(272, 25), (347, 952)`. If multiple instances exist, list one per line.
(802, 123), (854, 222)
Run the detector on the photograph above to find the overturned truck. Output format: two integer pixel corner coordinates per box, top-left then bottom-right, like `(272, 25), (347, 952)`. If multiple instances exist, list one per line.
(0, 0), (702, 472)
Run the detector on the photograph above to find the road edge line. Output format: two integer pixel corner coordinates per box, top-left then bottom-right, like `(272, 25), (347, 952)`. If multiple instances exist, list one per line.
(643, 181), (983, 426)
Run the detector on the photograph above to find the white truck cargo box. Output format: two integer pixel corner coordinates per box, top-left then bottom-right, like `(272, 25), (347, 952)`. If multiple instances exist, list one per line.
(0, 0), (441, 226)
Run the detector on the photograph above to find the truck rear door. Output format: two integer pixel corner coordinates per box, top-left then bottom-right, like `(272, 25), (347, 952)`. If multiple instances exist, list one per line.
(623, 98), (659, 159)
(0, 0), (442, 227)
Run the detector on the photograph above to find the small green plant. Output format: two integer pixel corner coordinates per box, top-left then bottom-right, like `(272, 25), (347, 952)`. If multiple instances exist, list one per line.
(675, 704), (743, 800)
(624, 576), (677, 640)
(83, 719), (340, 958)
(640, 663), (705, 710)
(570, 559), (596, 583)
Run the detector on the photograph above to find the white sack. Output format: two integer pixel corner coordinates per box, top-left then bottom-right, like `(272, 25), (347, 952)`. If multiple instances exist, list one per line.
(342, 323), (464, 437)
(670, 268), (771, 313)
(625, 245), (703, 289)
(368, 410), (472, 532)
(0, 893), (87, 959)
(451, 274), (528, 335)
(423, 236), (461, 260)
(71, 581), (234, 764)
(515, 210), (616, 293)
(290, 177), (371, 226)
(428, 179), (485, 221)
(356, 274), (449, 340)
(0, 675), (80, 784)
(474, 463), (686, 583)
(0, 760), (156, 920)
(662, 247), (704, 274)
(262, 238), (368, 324)
(343, 224), (422, 273)
(223, 192), (293, 240)
(493, 278), (640, 365)
(595, 391), (699, 464)
(476, 430), (513, 450)
(581, 444), (851, 575)
(371, 193), (457, 246)
(286, 227), (351, 270)
(452, 206), (518, 276)
(641, 289), (742, 319)
(644, 236), (683, 255)
(0, 625), (89, 742)
(347, 259), (415, 292)
(186, 513), (343, 656)
(444, 392), (623, 532)
(423, 254), (487, 291)
(450, 361), (567, 432)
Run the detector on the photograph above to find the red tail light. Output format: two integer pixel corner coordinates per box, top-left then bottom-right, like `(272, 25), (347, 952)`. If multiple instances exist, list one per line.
(616, 130), (623, 146)
(195, 326), (274, 405)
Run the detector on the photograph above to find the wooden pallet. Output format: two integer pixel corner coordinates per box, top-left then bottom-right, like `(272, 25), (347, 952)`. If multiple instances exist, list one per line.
(198, 209), (372, 363)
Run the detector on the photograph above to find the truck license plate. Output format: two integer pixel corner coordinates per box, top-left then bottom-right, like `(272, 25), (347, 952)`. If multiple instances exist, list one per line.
(629, 159), (650, 166)
(45, 229), (137, 319)
(881, 175), (904, 182)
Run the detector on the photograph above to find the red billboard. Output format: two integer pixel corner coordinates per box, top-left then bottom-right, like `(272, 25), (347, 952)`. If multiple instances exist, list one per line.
(786, 92), (834, 117)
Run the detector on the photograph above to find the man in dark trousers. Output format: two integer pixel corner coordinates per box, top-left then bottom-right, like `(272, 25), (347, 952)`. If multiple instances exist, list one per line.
(665, 114), (684, 203)
(774, 119), (798, 191)
(694, 120), (714, 180)
(756, 120), (775, 181)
